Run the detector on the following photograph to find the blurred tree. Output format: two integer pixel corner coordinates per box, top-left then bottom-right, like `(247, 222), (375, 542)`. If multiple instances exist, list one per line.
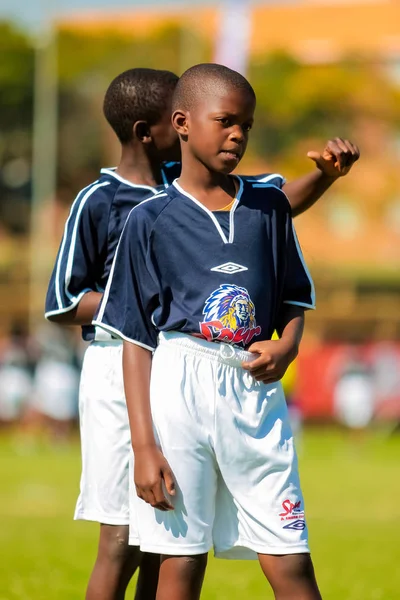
(0, 23), (34, 235)
(248, 53), (400, 165)
(1, 22), (400, 225)
(0, 23), (34, 130)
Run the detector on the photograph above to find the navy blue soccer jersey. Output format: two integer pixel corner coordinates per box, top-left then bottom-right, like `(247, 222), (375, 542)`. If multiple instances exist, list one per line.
(94, 176), (315, 351)
(44, 162), (181, 341)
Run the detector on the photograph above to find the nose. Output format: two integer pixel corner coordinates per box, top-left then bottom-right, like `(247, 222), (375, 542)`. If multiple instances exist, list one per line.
(229, 125), (245, 143)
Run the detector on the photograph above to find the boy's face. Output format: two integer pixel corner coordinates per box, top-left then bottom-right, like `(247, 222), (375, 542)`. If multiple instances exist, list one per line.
(177, 85), (255, 174)
(149, 94), (181, 163)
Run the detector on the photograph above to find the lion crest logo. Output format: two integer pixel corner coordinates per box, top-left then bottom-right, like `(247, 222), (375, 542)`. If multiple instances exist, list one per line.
(200, 284), (261, 346)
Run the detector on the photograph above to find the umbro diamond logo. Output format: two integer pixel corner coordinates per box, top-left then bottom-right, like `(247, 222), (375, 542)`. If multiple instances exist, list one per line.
(210, 262), (248, 275)
(282, 519), (306, 531)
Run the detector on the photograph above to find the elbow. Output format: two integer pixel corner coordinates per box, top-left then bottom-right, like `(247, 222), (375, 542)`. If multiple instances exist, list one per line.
(290, 205), (302, 218)
(46, 313), (63, 324)
(45, 309), (76, 325)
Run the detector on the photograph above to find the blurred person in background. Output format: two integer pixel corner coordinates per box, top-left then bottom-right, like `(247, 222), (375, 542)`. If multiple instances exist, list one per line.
(45, 68), (181, 600)
(370, 342), (400, 431)
(0, 322), (34, 429)
(27, 323), (80, 442)
(334, 346), (375, 433)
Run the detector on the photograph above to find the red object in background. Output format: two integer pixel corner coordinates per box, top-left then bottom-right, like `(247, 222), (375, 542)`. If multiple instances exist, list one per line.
(296, 343), (400, 420)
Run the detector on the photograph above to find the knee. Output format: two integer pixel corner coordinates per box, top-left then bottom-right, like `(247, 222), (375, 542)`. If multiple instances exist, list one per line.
(280, 553), (316, 582)
(261, 553), (319, 594)
(98, 525), (136, 563)
(161, 553), (208, 579)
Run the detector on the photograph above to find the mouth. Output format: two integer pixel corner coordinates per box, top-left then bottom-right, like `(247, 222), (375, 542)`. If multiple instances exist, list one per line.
(220, 149), (241, 163)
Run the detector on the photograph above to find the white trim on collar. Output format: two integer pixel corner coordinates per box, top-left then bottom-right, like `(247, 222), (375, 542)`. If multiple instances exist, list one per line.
(100, 168), (158, 193)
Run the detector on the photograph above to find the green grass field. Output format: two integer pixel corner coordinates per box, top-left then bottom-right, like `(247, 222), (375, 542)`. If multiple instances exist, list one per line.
(0, 428), (399, 600)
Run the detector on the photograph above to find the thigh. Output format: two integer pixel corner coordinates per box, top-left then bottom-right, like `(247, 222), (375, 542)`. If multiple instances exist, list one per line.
(215, 372), (309, 555)
(134, 345), (218, 556)
(75, 342), (131, 524)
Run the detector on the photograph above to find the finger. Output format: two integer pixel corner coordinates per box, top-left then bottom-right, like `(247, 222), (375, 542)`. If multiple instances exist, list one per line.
(306, 151), (322, 164)
(246, 342), (264, 354)
(242, 355), (271, 371)
(254, 370), (280, 382)
(155, 501), (174, 512)
(153, 481), (174, 511)
(343, 140), (359, 165)
(347, 141), (360, 161)
(334, 137), (350, 153)
(135, 486), (144, 501)
(335, 137), (353, 162)
(335, 138), (356, 167)
(250, 365), (276, 378)
(326, 139), (347, 171)
(162, 467), (176, 496)
(141, 488), (158, 507)
(261, 375), (281, 384)
(138, 486), (170, 510)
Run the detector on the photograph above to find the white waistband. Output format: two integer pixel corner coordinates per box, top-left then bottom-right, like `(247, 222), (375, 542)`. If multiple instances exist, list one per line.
(93, 326), (122, 343)
(157, 331), (258, 368)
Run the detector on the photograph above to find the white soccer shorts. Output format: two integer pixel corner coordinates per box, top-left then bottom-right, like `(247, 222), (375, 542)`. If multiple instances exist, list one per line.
(74, 340), (138, 538)
(131, 331), (309, 559)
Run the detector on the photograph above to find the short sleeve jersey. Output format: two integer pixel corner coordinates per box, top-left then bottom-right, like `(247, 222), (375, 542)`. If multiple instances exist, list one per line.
(94, 176), (315, 351)
(44, 162), (181, 340)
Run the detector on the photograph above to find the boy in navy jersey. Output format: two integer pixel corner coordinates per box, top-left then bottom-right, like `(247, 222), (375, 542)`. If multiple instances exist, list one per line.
(45, 68), (181, 600)
(94, 63), (328, 600)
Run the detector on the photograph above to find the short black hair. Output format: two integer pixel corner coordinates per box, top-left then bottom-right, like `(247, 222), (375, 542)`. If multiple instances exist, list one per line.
(103, 68), (179, 144)
(172, 63), (255, 112)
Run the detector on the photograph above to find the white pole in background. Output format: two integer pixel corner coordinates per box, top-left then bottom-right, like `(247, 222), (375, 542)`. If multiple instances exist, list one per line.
(214, 0), (252, 76)
(29, 1), (58, 333)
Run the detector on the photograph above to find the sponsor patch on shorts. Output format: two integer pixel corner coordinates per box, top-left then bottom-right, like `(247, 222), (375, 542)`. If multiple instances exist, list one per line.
(279, 499), (306, 531)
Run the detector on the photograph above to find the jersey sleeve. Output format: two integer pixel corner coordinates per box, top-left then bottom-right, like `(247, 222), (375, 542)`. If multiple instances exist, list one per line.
(244, 172), (286, 188)
(44, 182), (111, 318)
(282, 220), (316, 310)
(93, 208), (159, 351)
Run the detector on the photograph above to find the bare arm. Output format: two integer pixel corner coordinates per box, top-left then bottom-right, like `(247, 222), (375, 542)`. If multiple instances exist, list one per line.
(123, 341), (155, 451)
(123, 341), (175, 510)
(283, 171), (338, 218)
(283, 138), (360, 217)
(46, 291), (102, 326)
(275, 304), (305, 353)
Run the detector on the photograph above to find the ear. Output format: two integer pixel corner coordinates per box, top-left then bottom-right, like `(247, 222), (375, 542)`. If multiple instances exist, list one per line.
(172, 109), (189, 136)
(133, 121), (152, 144)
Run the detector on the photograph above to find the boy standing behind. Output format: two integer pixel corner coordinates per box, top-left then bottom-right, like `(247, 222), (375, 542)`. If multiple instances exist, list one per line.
(45, 68), (181, 600)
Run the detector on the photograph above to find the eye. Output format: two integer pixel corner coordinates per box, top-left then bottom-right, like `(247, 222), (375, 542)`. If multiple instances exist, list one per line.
(243, 123), (253, 132)
(217, 117), (231, 127)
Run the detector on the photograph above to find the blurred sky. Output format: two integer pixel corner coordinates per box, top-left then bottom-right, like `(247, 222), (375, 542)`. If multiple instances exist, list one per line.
(0, 0), (224, 32)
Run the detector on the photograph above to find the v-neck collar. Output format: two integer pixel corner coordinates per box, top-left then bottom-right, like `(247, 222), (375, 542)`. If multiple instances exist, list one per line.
(172, 176), (243, 244)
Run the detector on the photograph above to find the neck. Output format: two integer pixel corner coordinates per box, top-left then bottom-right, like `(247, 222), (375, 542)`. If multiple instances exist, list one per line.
(178, 153), (233, 200)
(115, 145), (164, 187)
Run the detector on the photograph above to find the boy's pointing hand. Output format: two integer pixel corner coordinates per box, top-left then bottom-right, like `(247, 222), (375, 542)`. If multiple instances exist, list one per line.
(307, 138), (360, 177)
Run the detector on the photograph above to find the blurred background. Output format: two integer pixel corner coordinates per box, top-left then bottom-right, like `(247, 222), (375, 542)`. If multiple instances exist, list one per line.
(0, 1), (399, 598)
